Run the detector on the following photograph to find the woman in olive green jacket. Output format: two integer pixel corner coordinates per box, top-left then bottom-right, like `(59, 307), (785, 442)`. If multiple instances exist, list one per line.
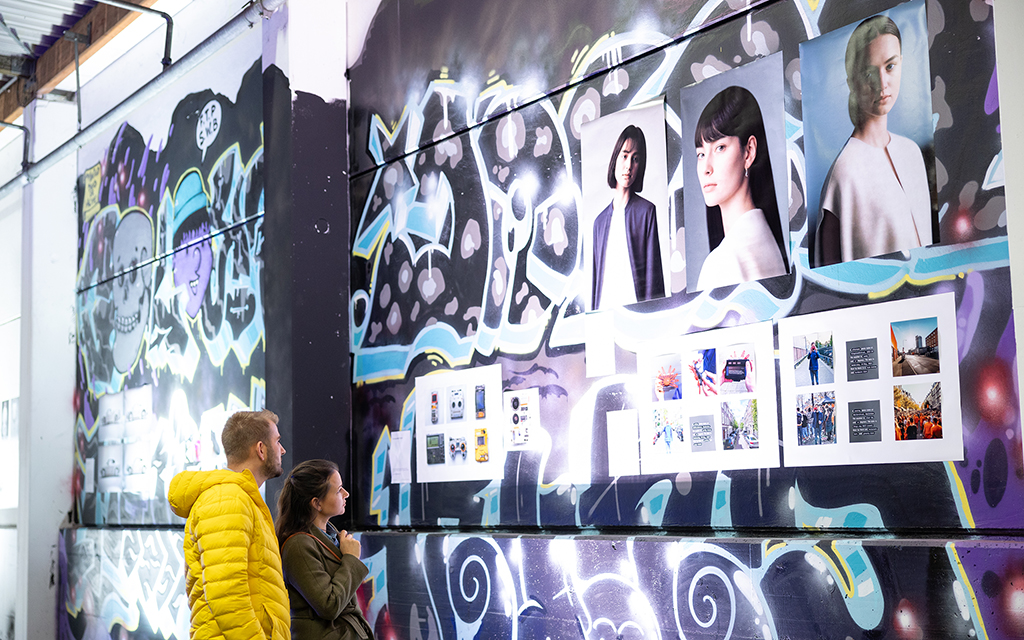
(276, 460), (375, 640)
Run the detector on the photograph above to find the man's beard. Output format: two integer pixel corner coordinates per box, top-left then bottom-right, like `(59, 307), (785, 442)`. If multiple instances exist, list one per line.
(261, 450), (283, 479)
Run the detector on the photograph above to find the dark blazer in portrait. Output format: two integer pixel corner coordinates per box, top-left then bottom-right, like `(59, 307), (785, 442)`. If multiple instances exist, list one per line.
(591, 194), (665, 309)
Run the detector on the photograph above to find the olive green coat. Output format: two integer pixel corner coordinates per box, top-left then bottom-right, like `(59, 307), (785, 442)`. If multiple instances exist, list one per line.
(280, 524), (374, 640)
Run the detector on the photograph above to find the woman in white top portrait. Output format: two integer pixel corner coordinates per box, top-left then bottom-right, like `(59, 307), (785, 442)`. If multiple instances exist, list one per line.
(813, 15), (932, 267)
(694, 86), (787, 291)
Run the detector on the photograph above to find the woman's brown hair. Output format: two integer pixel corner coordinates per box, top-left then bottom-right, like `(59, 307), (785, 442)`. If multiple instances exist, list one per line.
(276, 459), (339, 546)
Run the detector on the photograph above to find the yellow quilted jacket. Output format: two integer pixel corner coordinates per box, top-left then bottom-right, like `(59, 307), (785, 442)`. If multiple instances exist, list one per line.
(168, 469), (291, 640)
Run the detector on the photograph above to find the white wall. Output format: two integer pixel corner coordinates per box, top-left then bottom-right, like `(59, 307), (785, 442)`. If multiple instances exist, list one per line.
(0, 125), (22, 640)
(996, 2), (1024, 471)
(16, 98), (78, 640)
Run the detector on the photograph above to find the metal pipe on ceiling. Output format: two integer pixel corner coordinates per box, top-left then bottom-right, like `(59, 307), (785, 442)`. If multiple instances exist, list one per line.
(0, 121), (30, 171)
(94, 0), (175, 68)
(0, 76), (17, 97)
(0, 0), (287, 202)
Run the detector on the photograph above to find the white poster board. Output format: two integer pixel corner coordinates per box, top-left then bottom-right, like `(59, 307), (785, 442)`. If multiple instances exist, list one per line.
(778, 292), (963, 467)
(632, 321), (780, 473)
(414, 364), (505, 483)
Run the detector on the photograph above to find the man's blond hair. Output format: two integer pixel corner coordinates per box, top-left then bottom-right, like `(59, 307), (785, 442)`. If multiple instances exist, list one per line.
(221, 410), (279, 464)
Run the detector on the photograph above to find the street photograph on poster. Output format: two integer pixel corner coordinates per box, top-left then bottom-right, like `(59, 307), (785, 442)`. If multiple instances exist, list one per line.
(793, 331), (834, 387)
(891, 316), (939, 376)
(632, 321), (779, 474)
(581, 98), (671, 311)
(778, 293), (961, 467)
(895, 382), (943, 440)
(680, 53), (790, 291)
(802, 0), (937, 267)
(721, 399), (758, 450)
(651, 402), (687, 454)
(796, 391), (837, 446)
(413, 364), (505, 483)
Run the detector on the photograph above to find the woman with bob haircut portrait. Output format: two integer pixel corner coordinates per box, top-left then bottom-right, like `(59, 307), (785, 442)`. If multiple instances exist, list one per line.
(813, 15), (932, 267)
(591, 124), (665, 310)
(694, 85), (787, 290)
(277, 459), (375, 639)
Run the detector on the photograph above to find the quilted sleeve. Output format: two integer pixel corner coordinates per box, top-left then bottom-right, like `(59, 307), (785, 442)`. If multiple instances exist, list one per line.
(194, 486), (267, 640)
(281, 535), (369, 622)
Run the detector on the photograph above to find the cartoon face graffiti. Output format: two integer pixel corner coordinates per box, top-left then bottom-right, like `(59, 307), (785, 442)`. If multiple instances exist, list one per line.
(173, 239), (213, 318)
(171, 170), (214, 319)
(111, 211), (153, 373)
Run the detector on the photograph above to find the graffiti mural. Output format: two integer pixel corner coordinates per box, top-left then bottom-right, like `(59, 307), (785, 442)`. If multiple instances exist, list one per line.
(73, 52), (268, 525)
(348, 0), (1018, 535)
(60, 528), (188, 640)
(60, 528), (1024, 639)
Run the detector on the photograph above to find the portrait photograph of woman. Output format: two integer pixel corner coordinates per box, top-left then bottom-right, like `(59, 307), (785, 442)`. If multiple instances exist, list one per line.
(802, 1), (937, 268)
(680, 53), (791, 292)
(581, 99), (672, 311)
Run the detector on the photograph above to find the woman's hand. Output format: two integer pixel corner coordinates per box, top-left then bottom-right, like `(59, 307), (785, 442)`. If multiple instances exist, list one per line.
(338, 530), (361, 557)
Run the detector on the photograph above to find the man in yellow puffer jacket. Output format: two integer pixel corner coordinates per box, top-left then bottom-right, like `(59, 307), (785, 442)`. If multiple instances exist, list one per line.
(168, 410), (291, 640)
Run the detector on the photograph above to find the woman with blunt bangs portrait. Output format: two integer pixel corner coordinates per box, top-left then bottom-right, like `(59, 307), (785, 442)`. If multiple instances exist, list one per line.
(277, 460), (375, 640)
(814, 15), (932, 267)
(694, 86), (787, 290)
(591, 124), (665, 310)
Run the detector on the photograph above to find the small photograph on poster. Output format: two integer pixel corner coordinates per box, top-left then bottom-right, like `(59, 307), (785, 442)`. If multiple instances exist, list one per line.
(849, 400), (883, 443)
(428, 389), (441, 425)
(97, 392), (125, 442)
(447, 435), (470, 464)
(796, 391), (837, 446)
(894, 382), (943, 440)
(447, 385), (466, 421)
(424, 432), (447, 466)
(97, 443), (124, 493)
(721, 399), (758, 450)
(686, 348), (719, 397)
(846, 338), (879, 382)
(504, 387), (541, 448)
(793, 332), (835, 387)
(581, 99), (671, 311)
(718, 344), (755, 394)
(802, 0), (936, 267)
(124, 384), (154, 440)
(123, 438), (156, 497)
(690, 415), (716, 452)
(651, 353), (684, 401)
(891, 316), (939, 376)
(680, 53), (790, 291)
(651, 403), (687, 453)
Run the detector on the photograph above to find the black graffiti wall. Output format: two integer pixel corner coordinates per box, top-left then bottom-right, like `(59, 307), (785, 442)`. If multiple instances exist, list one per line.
(340, 0), (1024, 634)
(348, 0), (1015, 531)
(72, 37), (267, 525)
